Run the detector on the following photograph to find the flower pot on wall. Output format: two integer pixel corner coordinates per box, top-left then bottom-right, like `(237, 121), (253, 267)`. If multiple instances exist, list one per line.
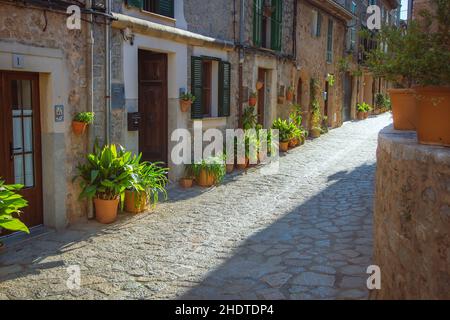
(256, 81), (264, 90)
(180, 100), (192, 112)
(249, 97), (257, 107)
(389, 89), (417, 131)
(72, 121), (87, 135)
(179, 178), (193, 188)
(94, 198), (119, 224)
(197, 169), (215, 187)
(124, 190), (148, 214)
(286, 91), (294, 102)
(414, 86), (450, 147)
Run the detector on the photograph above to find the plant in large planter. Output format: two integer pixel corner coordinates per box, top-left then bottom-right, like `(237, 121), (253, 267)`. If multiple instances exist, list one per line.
(72, 112), (94, 136)
(125, 157), (168, 214)
(74, 144), (133, 224)
(180, 92), (196, 112)
(356, 102), (371, 120)
(0, 180), (29, 250)
(191, 156), (226, 187)
(289, 104), (306, 147)
(180, 164), (195, 188)
(272, 118), (291, 152)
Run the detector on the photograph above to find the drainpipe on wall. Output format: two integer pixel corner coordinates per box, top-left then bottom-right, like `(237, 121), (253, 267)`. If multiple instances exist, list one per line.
(105, 0), (112, 145)
(238, 0), (245, 128)
(86, 0), (95, 220)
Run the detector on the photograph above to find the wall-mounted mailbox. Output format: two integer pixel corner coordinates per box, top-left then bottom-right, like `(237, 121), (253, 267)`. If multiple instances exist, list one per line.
(127, 112), (141, 131)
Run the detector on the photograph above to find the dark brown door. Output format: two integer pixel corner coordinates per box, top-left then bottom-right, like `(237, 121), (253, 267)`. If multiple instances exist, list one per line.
(257, 68), (266, 126)
(138, 50), (168, 165)
(0, 71), (43, 234)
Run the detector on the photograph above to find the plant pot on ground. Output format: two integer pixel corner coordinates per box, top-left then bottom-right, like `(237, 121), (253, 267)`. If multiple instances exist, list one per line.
(310, 127), (321, 138)
(72, 112), (94, 136)
(272, 118), (293, 153)
(191, 156), (225, 188)
(180, 92), (195, 112)
(356, 102), (371, 120)
(74, 144), (133, 224)
(414, 86), (450, 147)
(125, 159), (168, 214)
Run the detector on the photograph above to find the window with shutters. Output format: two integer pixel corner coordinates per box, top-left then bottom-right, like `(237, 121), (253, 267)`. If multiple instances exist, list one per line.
(253, 0), (282, 51)
(127, 0), (174, 18)
(312, 9), (322, 38)
(326, 19), (334, 63)
(191, 56), (231, 120)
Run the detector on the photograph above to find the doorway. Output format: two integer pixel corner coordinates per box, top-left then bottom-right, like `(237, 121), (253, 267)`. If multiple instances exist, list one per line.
(138, 50), (168, 165)
(0, 71), (43, 235)
(324, 80), (329, 119)
(343, 72), (353, 121)
(257, 68), (267, 126)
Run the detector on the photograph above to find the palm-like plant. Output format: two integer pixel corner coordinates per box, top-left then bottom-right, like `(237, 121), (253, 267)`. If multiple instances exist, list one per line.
(0, 180), (29, 234)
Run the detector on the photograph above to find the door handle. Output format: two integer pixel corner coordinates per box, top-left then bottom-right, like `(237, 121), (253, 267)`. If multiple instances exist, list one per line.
(10, 142), (22, 160)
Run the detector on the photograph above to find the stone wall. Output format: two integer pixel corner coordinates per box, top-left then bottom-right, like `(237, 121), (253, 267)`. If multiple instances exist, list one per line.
(372, 126), (450, 299)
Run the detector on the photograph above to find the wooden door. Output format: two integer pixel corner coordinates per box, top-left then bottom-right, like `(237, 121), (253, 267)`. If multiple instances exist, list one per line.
(138, 50), (168, 165)
(0, 71), (43, 234)
(343, 73), (352, 121)
(257, 68), (266, 126)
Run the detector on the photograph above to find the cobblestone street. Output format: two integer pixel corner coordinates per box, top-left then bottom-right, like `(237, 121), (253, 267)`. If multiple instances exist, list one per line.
(0, 114), (392, 300)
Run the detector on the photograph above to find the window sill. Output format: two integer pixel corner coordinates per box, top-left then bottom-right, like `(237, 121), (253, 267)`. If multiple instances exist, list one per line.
(139, 9), (176, 24)
(192, 117), (228, 129)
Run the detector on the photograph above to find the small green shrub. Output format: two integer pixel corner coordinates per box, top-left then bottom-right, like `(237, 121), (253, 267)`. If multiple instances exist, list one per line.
(191, 156), (226, 184)
(0, 180), (29, 234)
(74, 112), (95, 124)
(180, 92), (196, 102)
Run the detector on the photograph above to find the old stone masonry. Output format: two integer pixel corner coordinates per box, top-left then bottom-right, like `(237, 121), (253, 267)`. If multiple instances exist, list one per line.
(0, 114), (392, 300)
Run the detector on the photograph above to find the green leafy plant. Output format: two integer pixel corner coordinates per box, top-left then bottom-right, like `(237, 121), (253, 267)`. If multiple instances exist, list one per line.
(242, 106), (258, 130)
(338, 55), (351, 74)
(127, 156), (169, 209)
(191, 156), (226, 184)
(327, 74), (335, 87)
(249, 91), (258, 98)
(0, 180), (29, 235)
(180, 92), (196, 102)
(272, 118), (293, 142)
(311, 106), (322, 131)
(74, 112), (95, 124)
(357, 102), (372, 112)
(74, 144), (134, 208)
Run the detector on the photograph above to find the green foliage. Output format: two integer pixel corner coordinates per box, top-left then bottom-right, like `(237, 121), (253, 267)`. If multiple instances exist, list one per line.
(272, 118), (294, 142)
(327, 74), (335, 87)
(74, 112), (95, 124)
(74, 144), (134, 208)
(0, 180), (29, 234)
(242, 106), (258, 130)
(180, 92), (196, 102)
(289, 104), (307, 140)
(191, 156), (226, 184)
(249, 91), (258, 98)
(357, 102), (372, 112)
(311, 106), (322, 130)
(338, 55), (351, 73)
(375, 93), (391, 109)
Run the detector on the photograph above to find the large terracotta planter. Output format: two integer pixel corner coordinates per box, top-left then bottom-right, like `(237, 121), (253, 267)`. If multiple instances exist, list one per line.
(197, 169), (215, 187)
(94, 198), (119, 224)
(279, 141), (289, 152)
(310, 128), (321, 138)
(124, 190), (148, 214)
(180, 99), (192, 112)
(414, 86), (450, 147)
(72, 121), (87, 135)
(179, 178), (193, 188)
(389, 89), (417, 130)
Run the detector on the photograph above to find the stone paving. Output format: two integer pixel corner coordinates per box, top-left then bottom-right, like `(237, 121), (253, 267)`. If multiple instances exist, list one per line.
(0, 113), (392, 300)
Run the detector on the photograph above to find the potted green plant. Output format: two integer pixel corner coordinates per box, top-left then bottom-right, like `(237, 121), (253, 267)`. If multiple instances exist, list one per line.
(321, 115), (329, 134)
(191, 156), (226, 188)
(180, 92), (196, 112)
(74, 144), (133, 224)
(245, 130), (259, 165)
(286, 86), (295, 102)
(242, 106), (258, 130)
(125, 157), (168, 214)
(249, 91), (257, 107)
(72, 112), (94, 136)
(310, 107), (322, 138)
(180, 164), (195, 188)
(0, 179), (29, 251)
(272, 118), (291, 152)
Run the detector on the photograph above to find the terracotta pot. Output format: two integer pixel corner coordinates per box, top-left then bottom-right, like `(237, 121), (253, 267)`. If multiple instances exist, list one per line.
(357, 111), (364, 120)
(279, 141), (289, 152)
(364, 111), (369, 119)
(180, 99), (192, 112)
(226, 163), (234, 173)
(249, 97), (257, 107)
(72, 121), (87, 135)
(197, 169), (215, 187)
(179, 178), (193, 188)
(256, 81), (264, 90)
(94, 198), (119, 224)
(236, 157), (249, 170)
(388, 89), (417, 131)
(286, 91), (294, 101)
(288, 138), (297, 148)
(414, 86), (450, 147)
(124, 190), (148, 214)
(310, 128), (321, 138)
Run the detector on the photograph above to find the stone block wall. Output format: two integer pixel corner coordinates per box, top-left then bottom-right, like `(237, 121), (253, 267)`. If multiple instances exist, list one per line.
(372, 126), (450, 299)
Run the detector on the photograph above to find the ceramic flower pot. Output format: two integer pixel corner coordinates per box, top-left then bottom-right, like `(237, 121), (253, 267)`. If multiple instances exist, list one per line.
(72, 121), (87, 135)
(180, 99), (192, 112)
(94, 197), (119, 224)
(279, 141), (289, 152)
(389, 89), (417, 130)
(414, 86), (450, 147)
(286, 91), (294, 102)
(124, 190), (148, 214)
(256, 81), (264, 90)
(357, 111), (365, 120)
(179, 177), (193, 188)
(310, 128), (321, 138)
(197, 169), (215, 187)
(249, 97), (257, 107)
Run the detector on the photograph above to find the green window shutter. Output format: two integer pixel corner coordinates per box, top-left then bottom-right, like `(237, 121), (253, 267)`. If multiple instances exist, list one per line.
(271, 0), (282, 51)
(253, 0), (263, 47)
(127, 0), (143, 9)
(218, 61), (231, 117)
(191, 56), (204, 119)
(327, 19), (333, 62)
(158, 0), (174, 18)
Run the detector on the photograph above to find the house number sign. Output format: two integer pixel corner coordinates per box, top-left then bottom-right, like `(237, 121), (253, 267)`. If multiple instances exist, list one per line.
(54, 105), (64, 122)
